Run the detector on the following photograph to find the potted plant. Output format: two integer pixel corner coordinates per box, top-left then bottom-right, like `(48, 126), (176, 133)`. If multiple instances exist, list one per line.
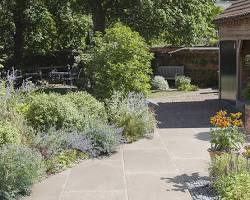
(208, 111), (246, 158)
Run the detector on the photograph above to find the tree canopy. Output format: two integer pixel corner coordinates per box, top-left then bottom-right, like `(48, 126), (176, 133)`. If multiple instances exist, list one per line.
(0, 0), (219, 68)
(82, 0), (219, 45)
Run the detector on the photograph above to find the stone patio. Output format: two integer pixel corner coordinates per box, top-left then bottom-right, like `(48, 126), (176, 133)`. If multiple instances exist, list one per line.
(23, 89), (235, 200)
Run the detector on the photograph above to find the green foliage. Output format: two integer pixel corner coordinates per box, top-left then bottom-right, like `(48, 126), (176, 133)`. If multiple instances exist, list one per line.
(85, 121), (122, 156)
(106, 92), (156, 142)
(213, 173), (250, 200)
(0, 120), (21, 147)
(45, 149), (89, 174)
(151, 76), (169, 91)
(241, 81), (250, 100)
(45, 0), (91, 50)
(244, 54), (250, 68)
(0, 145), (45, 200)
(175, 76), (198, 91)
(209, 153), (248, 180)
(210, 127), (246, 152)
(26, 93), (81, 130)
(26, 92), (108, 131)
(24, 0), (57, 55)
(65, 91), (107, 122)
(29, 128), (71, 158)
(86, 23), (153, 99)
(82, 0), (218, 45)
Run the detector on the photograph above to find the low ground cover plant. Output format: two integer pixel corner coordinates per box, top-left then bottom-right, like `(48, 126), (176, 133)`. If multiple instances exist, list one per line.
(175, 75), (198, 91)
(151, 76), (169, 91)
(209, 153), (250, 200)
(106, 92), (157, 142)
(213, 173), (250, 200)
(209, 153), (248, 180)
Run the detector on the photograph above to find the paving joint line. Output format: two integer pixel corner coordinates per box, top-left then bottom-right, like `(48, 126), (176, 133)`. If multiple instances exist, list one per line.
(121, 146), (130, 200)
(157, 128), (193, 200)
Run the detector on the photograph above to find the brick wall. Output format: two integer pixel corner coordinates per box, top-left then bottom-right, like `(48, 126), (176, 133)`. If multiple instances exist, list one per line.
(152, 49), (219, 87)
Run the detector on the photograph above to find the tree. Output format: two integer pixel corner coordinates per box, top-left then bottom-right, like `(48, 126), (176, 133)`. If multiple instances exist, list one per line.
(86, 23), (153, 99)
(81, 0), (218, 45)
(0, 0), (91, 68)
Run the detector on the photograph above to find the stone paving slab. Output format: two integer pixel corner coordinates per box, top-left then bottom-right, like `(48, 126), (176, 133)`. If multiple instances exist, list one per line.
(123, 149), (177, 174)
(60, 191), (127, 200)
(126, 173), (192, 200)
(64, 160), (125, 192)
(23, 170), (70, 200)
(23, 89), (228, 200)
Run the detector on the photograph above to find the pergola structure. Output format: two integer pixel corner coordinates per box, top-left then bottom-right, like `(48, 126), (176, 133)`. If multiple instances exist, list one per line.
(215, 0), (250, 106)
(214, 0), (250, 132)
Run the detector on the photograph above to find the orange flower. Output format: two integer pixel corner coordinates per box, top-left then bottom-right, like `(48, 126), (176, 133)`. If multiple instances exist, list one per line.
(210, 110), (243, 128)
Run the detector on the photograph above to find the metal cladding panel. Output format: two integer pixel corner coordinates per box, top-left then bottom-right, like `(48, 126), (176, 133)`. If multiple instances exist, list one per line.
(220, 41), (237, 103)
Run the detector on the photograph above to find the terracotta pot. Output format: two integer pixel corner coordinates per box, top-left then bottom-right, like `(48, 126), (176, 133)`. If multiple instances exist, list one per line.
(208, 149), (225, 159)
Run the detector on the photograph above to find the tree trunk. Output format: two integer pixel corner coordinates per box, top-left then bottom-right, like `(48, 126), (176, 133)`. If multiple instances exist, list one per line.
(13, 0), (26, 68)
(91, 0), (106, 33)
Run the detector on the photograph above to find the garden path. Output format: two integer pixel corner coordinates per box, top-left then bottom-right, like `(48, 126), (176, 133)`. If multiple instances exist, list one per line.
(23, 89), (235, 200)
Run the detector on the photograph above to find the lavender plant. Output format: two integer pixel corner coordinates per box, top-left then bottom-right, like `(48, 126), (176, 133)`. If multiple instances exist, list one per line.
(106, 92), (157, 142)
(30, 128), (71, 158)
(0, 145), (45, 200)
(69, 121), (123, 157)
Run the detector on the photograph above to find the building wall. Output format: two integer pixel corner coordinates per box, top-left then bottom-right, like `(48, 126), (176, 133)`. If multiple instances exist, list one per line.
(218, 19), (250, 41)
(153, 50), (219, 87)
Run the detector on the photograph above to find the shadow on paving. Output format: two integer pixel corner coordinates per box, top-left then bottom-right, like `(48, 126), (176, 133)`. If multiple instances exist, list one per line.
(156, 99), (238, 129)
(161, 173), (208, 192)
(161, 173), (219, 200)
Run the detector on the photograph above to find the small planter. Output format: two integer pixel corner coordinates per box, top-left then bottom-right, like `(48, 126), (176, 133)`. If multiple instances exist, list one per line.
(208, 149), (225, 159)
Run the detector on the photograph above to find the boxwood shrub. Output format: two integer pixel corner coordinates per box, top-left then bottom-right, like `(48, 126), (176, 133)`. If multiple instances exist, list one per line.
(26, 93), (80, 130)
(26, 92), (107, 131)
(65, 91), (107, 121)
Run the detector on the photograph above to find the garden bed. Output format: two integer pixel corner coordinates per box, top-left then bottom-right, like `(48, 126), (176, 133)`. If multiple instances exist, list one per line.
(0, 79), (156, 200)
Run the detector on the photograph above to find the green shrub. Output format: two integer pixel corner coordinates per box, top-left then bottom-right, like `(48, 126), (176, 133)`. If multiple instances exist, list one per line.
(0, 145), (45, 200)
(0, 120), (21, 147)
(106, 92), (156, 142)
(209, 153), (248, 180)
(45, 149), (89, 174)
(210, 127), (246, 152)
(65, 92), (107, 121)
(26, 93), (85, 130)
(86, 23), (153, 99)
(151, 76), (169, 91)
(175, 75), (198, 91)
(84, 121), (122, 156)
(213, 173), (250, 200)
(26, 92), (108, 131)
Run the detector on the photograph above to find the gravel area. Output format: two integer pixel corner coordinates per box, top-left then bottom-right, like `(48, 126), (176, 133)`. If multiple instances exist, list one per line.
(186, 180), (219, 200)
(153, 88), (219, 103)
